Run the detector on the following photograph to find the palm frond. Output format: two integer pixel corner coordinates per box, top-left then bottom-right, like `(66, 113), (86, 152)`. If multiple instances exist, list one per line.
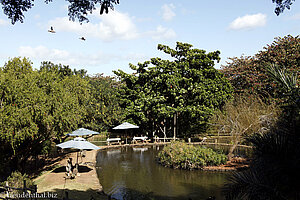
(223, 169), (287, 200)
(266, 64), (297, 93)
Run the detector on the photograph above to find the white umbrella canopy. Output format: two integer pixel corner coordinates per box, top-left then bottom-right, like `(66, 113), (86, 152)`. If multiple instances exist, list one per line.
(113, 122), (139, 130)
(68, 128), (100, 137)
(56, 137), (100, 175)
(56, 137), (100, 150)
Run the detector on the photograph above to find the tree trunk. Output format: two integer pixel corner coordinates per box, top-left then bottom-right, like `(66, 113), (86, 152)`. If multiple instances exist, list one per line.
(152, 121), (155, 137)
(227, 140), (239, 161)
(173, 113), (177, 140)
(164, 118), (167, 142)
(228, 124), (253, 160)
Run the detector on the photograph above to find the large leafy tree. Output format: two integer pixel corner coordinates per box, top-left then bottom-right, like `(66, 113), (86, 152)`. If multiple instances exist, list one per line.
(83, 73), (125, 132)
(221, 35), (300, 102)
(114, 42), (232, 138)
(0, 58), (89, 178)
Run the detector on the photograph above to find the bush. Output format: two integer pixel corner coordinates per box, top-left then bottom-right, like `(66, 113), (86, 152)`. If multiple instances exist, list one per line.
(2, 171), (34, 194)
(157, 141), (227, 170)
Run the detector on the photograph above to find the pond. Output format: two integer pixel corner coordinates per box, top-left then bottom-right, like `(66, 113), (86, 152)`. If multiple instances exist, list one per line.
(96, 145), (241, 200)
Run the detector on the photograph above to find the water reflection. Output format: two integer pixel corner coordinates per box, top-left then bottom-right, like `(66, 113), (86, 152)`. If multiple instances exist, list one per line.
(132, 147), (149, 152)
(96, 146), (231, 200)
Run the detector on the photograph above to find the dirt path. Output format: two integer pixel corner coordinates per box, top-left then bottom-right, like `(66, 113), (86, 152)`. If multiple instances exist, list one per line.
(34, 150), (107, 200)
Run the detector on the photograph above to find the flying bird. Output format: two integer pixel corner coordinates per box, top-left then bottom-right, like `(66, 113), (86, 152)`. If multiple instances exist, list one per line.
(48, 26), (56, 33)
(79, 37), (86, 41)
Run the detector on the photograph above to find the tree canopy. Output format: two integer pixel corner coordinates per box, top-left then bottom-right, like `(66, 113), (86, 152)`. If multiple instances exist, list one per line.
(0, 58), (90, 176)
(0, 0), (295, 24)
(114, 42), (232, 138)
(221, 35), (300, 102)
(1, 0), (120, 24)
(83, 73), (125, 132)
(0, 58), (124, 179)
(273, 0), (296, 15)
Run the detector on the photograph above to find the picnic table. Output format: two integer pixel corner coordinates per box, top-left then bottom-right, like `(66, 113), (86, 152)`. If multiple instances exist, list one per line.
(106, 138), (122, 145)
(132, 136), (149, 144)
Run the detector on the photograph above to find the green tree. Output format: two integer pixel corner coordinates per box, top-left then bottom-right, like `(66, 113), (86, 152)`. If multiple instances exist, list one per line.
(83, 73), (125, 132)
(221, 35), (300, 102)
(0, 58), (89, 178)
(114, 42), (232, 138)
(40, 61), (88, 78)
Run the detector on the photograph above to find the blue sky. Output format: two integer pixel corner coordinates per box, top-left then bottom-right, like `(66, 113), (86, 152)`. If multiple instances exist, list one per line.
(0, 0), (299, 76)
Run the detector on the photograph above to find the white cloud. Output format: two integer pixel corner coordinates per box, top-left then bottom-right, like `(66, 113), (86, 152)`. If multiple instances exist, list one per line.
(48, 10), (138, 42)
(18, 45), (147, 67)
(147, 25), (176, 40)
(0, 19), (8, 26)
(161, 4), (176, 21)
(48, 10), (176, 41)
(229, 13), (267, 30)
(19, 46), (73, 63)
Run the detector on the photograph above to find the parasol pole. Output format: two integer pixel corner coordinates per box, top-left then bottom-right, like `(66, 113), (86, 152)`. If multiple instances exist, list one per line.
(76, 151), (80, 176)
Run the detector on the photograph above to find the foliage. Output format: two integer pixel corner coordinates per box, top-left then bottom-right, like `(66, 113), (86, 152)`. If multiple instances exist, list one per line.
(40, 61), (88, 78)
(224, 126), (300, 199)
(157, 141), (227, 169)
(273, 0), (296, 15)
(1, 0), (120, 24)
(221, 35), (300, 102)
(114, 42), (232, 137)
(2, 171), (34, 194)
(0, 58), (125, 180)
(83, 73), (125, 132)
(266, 64), (299, 106)
(209, 95), (280, 160)
(0, 58), (89, 178)
(223, 65), (300, 199)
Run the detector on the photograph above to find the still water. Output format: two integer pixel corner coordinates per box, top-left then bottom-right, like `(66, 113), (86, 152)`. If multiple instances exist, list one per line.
(96, 145), (230, 200)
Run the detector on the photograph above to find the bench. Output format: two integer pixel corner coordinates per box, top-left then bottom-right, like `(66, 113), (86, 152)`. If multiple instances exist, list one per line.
(132, 136), (149, 144)
(106, 138), (122, 145)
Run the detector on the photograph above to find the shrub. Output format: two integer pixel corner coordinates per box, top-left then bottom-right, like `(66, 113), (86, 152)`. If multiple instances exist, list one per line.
(2, 171), (34, 194)
(157, 141), (227, 170)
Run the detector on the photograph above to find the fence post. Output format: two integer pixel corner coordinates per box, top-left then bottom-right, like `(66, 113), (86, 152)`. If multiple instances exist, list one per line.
(65, 191), (69, 200)
(33, 185), (38, 200)
(6, 182), (9, 198)
(23, 180), (27, 193)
